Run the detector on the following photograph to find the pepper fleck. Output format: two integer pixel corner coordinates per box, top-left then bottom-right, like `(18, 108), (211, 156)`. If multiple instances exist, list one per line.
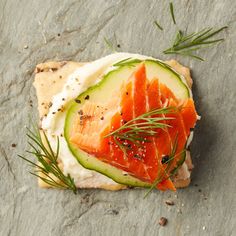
(62, 98), (65, 101)
(52, 112), (56, 114)
(75, 99), (81, 104)
(134, 154), (142, 160)
(11, 143), (17, 148)
(126, 92), (129, 95)
(161, 155), (170, 164)
(59, 75), (62, 79)
(78, 110), (83, 115)
(100, 117), (104, 120)
(117, 44), (121, 48)
(85, 95), (90, 100)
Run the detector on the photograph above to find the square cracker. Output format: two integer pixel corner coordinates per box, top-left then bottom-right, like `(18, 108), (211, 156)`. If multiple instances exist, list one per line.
(33, 60), (193, 190)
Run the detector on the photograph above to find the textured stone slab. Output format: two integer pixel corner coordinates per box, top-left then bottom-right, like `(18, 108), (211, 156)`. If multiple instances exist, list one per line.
(0, 0), (235, 235)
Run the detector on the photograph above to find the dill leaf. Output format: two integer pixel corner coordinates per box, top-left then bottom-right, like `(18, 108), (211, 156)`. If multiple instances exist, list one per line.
(18, 127), (77, 193)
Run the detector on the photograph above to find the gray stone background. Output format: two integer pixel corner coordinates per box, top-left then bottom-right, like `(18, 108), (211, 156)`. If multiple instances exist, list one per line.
(0, 0), (235, 235)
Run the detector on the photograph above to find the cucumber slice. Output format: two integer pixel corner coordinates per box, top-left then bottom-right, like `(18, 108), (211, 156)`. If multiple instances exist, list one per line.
(64, 59), (190, 186)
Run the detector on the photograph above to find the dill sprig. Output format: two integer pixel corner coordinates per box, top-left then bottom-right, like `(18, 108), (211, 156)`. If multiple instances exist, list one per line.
(104, 37), (117, 52)
(154, 20), (163, 31)
(169, 2), (176, 25)
(18, 126), (77, 193)
(144, 134), (186, 197)
(113, 58), (142, 67)
(163, 26), (228, 60)
(105, 107), (176, 152)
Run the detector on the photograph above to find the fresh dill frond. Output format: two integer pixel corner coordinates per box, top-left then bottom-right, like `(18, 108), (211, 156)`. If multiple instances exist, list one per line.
(169, 2), (176, 25)
(154, 20), (163, 31)
(105, 107), (177, 154)
(144, 134), (186, 197)
(113, 58), (142, 67)
(18, 126), (77, 193)
(163, 26), (228, 60)
(104, 37), (117, 52)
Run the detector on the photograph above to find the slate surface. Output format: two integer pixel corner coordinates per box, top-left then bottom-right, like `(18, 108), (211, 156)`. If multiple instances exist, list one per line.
(0, 0), (235, 235)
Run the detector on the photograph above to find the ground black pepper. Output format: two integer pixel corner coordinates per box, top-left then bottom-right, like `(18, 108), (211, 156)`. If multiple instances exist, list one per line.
(78, 110), (83, 115)
(161, 155), (170, 164)
(75, 99), (81, 104)
(134, 154), (142, 160)
(85, 95), (90, 100)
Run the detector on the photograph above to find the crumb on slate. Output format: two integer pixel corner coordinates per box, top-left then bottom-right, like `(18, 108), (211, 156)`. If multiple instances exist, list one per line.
(159, 217), (168, 226)
(165, 200), (175, 206)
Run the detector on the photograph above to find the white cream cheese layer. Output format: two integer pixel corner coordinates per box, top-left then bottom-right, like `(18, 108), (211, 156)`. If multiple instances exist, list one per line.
(42, 53), (192, 186)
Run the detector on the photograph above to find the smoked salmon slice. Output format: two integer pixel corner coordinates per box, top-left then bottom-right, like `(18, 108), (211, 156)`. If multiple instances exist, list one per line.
(70, 64), (197, 190)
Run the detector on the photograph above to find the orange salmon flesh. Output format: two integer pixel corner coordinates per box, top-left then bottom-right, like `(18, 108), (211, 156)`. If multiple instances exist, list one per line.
(70, 64), (197, 190)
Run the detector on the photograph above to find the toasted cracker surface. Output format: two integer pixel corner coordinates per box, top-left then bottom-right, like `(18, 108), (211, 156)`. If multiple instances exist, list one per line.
(34, 60), (193, 190)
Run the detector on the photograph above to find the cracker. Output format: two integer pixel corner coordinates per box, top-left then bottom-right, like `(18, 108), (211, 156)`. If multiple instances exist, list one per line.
(34, 60), (193, 190)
